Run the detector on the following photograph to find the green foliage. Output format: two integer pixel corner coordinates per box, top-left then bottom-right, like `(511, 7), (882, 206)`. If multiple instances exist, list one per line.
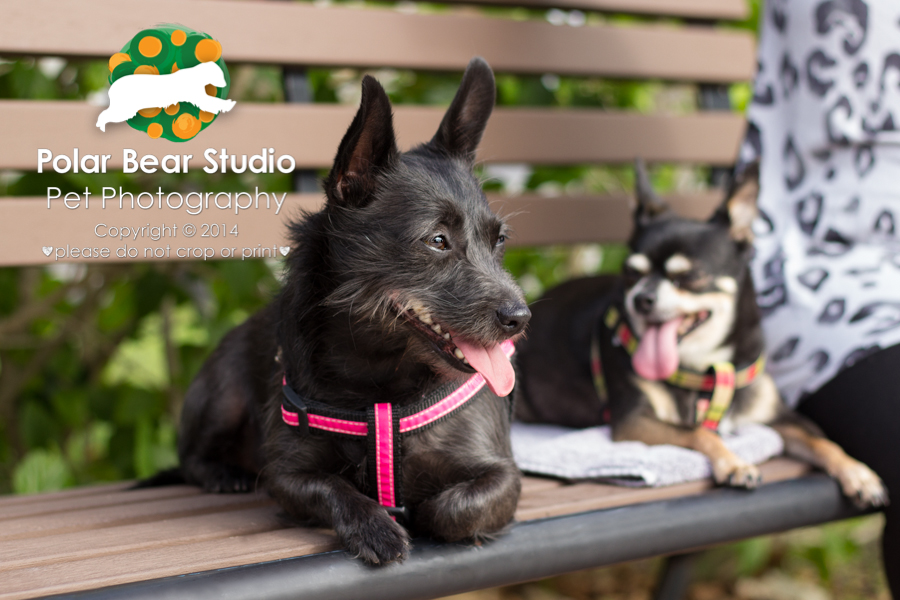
(13, 448), (73, 494)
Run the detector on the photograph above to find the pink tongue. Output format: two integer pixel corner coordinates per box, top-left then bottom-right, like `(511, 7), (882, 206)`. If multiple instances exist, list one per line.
(632, 318), (682, 381)
(453, 337), (516, 397)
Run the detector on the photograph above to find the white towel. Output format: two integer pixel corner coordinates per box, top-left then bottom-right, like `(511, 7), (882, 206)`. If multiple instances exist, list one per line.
(511, 422), (784, 487)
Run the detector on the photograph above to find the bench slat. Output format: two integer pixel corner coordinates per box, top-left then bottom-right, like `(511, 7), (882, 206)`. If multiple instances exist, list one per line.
(0, 528), (339, 600)
(0, 506), (287, 572)
(0, 481), (132, 508)
(0, 191), (722, 267)
(441, 0), (749, 20)
(0, 101), (745, 171)
(0, 485), (198, 521)
(0, 0), (754, 82)
(492, 190), (723, 246)
(0, 492), (272, 541)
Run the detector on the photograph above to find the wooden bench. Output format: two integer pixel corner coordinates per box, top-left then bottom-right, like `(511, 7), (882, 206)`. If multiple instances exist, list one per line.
(0, 0), (872, 598)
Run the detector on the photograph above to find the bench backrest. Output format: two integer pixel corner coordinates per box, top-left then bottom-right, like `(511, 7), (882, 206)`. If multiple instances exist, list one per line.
(0, 0), (754, 266)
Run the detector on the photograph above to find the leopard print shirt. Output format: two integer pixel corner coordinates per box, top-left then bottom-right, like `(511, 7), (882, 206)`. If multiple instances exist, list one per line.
(743, 0), (900, 405)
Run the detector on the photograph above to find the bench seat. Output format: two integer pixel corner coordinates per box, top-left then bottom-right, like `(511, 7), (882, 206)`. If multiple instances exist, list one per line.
(0, 458), (868, 600)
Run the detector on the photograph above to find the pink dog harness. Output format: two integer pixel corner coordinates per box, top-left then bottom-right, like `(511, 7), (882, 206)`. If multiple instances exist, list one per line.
(281, 339), (515, 520)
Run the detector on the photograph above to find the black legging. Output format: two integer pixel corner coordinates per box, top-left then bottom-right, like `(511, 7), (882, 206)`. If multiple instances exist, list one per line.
(797, 343), (900, 596)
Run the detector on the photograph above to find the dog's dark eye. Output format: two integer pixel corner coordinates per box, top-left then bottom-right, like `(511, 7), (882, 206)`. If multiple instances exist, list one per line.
(427, 235), (449, 251)
(496, 234), (506, 247)
(622, 266), (640, 281)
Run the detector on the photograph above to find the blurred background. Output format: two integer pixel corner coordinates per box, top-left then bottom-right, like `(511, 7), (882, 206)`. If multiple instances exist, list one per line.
(0, 0), (889, 597)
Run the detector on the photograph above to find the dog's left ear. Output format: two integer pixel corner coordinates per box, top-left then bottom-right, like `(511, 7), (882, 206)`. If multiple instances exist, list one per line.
(324, 75), (399, 207)
(711, 160), (760, 243)
(430, 57), (496, 162)
(632, 157), (672, 226)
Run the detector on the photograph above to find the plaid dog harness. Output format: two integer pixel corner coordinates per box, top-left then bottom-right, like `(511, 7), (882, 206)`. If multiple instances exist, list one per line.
(590, 305), (765, 431)
(281, 339), (515, 520)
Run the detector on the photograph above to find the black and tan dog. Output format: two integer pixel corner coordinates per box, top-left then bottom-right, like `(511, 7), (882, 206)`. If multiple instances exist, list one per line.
(172, 58), (531, 565)
(516, 160), (887, 507)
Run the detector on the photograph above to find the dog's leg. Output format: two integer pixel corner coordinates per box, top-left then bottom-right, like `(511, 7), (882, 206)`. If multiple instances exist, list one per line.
(266, 471), (410, 565)
(181, 455), (255, 493)
(413, 461), (521, 542)
(614, 413), (761, 488)
(771, 414), (887, 507)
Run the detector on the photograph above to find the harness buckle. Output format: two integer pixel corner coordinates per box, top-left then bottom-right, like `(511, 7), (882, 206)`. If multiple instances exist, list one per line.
(386, 505), (410, 522)
(282, 383), (310, 435)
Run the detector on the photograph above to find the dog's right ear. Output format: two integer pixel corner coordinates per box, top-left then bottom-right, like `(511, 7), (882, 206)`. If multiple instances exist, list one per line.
(324, 76), (399, 207)
(632, 158), (672, 226)
(430, 57), (496, 162)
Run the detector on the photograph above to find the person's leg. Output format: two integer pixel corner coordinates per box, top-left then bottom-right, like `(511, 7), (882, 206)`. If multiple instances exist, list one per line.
(797, 344), (900, 596)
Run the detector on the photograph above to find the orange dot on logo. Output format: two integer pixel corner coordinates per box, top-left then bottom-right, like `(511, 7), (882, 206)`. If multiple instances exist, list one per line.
(134, 65), (159, 75)
(194, 39), (222, 63)
(171, 63), (179, 73)
(108, 52), (131, 72)
(205, 84), (218, 97)
(199, 111), (215, 123)
(173, 113), (201, 139)
(138, 36), (162, 58)
(147, 123), (163, 139)
(171, 30), (187, 46)
(138, 107), (162, 118)
(164, 103), (180, 115)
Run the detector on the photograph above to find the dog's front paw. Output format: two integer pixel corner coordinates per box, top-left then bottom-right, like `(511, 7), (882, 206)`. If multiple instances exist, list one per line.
(201, 465), (254, 493)
(834, 460), (888, 508)
(712, 458), (761, 489)
(340, 511), (410, 566)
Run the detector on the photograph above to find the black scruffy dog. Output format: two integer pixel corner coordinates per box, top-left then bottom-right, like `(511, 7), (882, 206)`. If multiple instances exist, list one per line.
(516, 160), (886, 508)
(175, 58), (531, 565)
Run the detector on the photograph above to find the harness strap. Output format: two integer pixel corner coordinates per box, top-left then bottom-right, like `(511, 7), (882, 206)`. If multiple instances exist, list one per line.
(697, 362), (735, 430)
(370, 403), (400, 517)
(280, 339), (516, 518)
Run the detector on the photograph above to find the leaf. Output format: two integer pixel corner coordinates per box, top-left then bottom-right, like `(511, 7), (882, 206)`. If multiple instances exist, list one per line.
(13, 448), (73, 494)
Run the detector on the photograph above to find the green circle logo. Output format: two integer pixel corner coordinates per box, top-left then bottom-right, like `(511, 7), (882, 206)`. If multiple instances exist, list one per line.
(107, 25), (230, 142)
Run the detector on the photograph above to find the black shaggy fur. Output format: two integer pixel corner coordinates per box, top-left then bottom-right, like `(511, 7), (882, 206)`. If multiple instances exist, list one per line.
(174, 58), (532, 565)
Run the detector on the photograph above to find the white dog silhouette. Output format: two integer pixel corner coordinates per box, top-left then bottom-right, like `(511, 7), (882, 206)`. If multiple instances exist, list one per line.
(96, 61), (236, 132)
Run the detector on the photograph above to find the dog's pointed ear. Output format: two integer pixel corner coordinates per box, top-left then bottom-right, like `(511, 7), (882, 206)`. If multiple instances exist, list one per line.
(430, 57), (496, 162)
(324, 75), (398, 207)
(711, 160), (760, 243)
(632, 158), (672, 225)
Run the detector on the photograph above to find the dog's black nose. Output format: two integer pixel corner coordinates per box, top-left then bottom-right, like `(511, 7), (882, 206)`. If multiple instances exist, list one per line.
(496, 302), (531, 335)
(633, 292), (656, 315)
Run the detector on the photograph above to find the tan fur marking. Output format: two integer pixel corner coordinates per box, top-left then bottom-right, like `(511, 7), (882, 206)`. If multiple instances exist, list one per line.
(691, 428), (761, 487)
(726, 374), (780, 427)
(626, 253), (651, 274)
(632, 376), (680, 424)
(614, 414), (760, 488)
(715, 276), (738, 294)
(772, 424), (887, 506)
(665, 254), (692, 275)
(727, 178), (759, 243)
